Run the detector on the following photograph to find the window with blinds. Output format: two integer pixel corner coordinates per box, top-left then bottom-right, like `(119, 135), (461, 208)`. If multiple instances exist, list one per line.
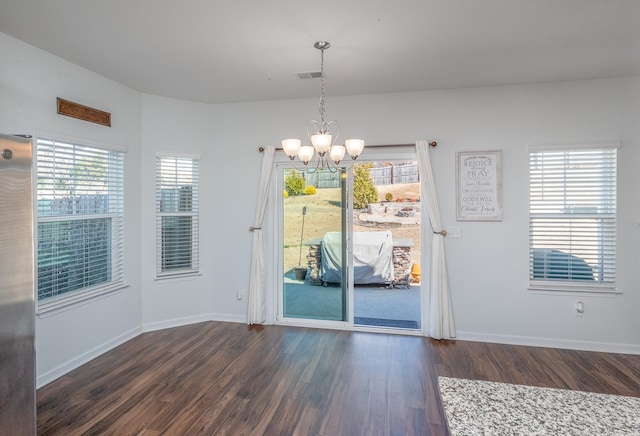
(529, 144), (617, 292)
(156, 156), (199, 277)
(36, 138), (125, 303)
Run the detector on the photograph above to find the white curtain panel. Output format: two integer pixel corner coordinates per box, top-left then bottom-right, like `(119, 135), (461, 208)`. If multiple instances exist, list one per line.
(247, 146), (275, 324)
(415, 140), (456, 339)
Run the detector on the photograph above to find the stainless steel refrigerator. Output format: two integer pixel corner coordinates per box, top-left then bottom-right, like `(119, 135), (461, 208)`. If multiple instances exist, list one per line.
(0, 133), (36, 434)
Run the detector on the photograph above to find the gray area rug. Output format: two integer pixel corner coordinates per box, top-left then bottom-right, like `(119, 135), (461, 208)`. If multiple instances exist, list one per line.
(438, 377), (640, 435)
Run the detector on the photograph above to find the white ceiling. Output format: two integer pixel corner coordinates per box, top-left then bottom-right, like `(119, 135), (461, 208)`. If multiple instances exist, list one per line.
(1, 0), (639, 104)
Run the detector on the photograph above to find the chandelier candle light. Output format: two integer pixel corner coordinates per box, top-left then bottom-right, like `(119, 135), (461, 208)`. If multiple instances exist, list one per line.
(282, 41), (365, 172)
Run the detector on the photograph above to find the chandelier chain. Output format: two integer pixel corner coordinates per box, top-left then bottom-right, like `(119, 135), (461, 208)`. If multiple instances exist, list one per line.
(280, 40), (364, 173)
(318, 47), (326, 126)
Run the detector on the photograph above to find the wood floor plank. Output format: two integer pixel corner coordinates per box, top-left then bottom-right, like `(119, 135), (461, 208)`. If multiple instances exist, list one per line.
(37, 321), (640, 435)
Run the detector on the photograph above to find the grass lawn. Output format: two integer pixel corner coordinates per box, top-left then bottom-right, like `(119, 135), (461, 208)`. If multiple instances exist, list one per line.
(283, 187), (342, 272)
(283, 182), (422, 274)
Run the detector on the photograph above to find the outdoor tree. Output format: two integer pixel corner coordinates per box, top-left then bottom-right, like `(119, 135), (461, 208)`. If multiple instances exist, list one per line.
(353, 163), (378, 209)
(284, 170), (306, 196)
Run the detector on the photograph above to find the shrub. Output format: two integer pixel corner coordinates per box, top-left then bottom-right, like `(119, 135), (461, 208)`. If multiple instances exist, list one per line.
(303, 185), (316, 195)
(385, 192), (393, 202)
(283, 190), (289, 198)
(353, 163), (378, 209)
(284, 170), (306, 196)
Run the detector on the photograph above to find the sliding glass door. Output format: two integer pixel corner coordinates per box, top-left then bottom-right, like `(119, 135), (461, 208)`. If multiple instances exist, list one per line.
(352, 160), (422, 330)
(278, 154), (422, 331)
(281, 168), (347, 321)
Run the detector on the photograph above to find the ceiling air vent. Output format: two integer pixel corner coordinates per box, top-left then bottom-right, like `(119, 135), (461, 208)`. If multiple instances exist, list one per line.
(295, 71), (322, 79)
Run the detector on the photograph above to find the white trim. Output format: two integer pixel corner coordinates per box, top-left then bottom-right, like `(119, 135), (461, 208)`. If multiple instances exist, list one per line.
(276, 316), (352, 330)
(274, 163), (355, 330)
(270, 147), (414, 165)
(272, 144), (417, 164)
(37, 318), (639, 389)
(456, 331), (640, 355)
(39, 314), (247, 387)
(37, 282), (128, 316)
(38, 212), (119, 223)
(155, 155), (200, 277)
(36, 325), (142, 388)
(142, 312), (246, 333)
(421, 197), (432, 336)
(528, 142), (619, 152)
(155, 151), (200, 159)
(359, 145), (416, 162)
(210, 313), (247, 324)
(528, 146), (617, 291)
(272, 164), (283, 323)
(142, 313), (215, 333)
(35, 137), (126, 304)
(528, 284), (621, 295)
(273, 153), (425, 334)
(35, 130), (128, 153)
(347, 168), (355, 327)
(275, 317), (423, 336)
(154, 272), (202, 282)
(273, 148), (292, 164)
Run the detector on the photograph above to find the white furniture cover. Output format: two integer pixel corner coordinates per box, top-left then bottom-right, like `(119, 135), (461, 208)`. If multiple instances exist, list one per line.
(320, 231), (394, 285)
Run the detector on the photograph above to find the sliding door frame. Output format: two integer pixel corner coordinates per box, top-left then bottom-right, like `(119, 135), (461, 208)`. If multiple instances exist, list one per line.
(269, 145), (427, 335)
(273, 162), (352, 330)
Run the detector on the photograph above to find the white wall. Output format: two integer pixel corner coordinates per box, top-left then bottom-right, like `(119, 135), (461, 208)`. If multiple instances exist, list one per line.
(0, 33), (144, 385)
(140, 95), (357, 326)
(143, 78), (639, 353)
(139, 96), (312, 327)
(2, 29), (638, 388)
(140, 97), (227, 329)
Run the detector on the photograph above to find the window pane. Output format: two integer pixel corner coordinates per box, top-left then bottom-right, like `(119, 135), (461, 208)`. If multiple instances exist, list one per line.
(160, 186), (193, 213)
(37, 218), (112, 299)
(529, 146), (616, 288)
(161, 216), (193, 270)
(36, 138), (124, 301)
(156, 156), (199, 276)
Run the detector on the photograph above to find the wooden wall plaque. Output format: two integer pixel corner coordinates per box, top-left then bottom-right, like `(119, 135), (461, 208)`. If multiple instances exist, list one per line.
(57, 97), (111, 127)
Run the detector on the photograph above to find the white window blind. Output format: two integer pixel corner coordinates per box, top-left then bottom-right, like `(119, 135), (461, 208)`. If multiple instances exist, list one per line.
(529, 145), (617, 291)
(156, 156), (199, 277)
(36, 138), (124, 302)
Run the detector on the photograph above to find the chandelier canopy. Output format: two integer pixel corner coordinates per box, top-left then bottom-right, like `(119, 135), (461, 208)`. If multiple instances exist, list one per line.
(282, 41), (364, 172)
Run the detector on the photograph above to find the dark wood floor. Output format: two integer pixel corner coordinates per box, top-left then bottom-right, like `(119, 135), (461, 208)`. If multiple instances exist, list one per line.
(37, 322), (640, 435)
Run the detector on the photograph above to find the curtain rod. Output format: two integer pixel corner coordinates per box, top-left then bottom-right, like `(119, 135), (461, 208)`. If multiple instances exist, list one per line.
(258, 142), (436, 152)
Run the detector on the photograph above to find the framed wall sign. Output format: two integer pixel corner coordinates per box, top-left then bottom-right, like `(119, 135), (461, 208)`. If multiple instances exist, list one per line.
(456, 150), (503, 221)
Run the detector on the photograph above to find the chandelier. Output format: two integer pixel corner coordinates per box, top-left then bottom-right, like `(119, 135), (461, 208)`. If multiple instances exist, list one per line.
(282, 41), (364, 173)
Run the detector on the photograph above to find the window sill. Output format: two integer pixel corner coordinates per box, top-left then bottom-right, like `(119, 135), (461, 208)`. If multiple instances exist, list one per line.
(529, 282), (621, 297)
(155, 271), (201, 282)
(37, 281), (129, 318)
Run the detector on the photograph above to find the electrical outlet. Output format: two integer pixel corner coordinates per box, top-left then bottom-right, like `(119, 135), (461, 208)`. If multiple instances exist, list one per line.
(574, 301), (584, 317)
(447, 226), (461, 238)
(237, 288), (243, 300)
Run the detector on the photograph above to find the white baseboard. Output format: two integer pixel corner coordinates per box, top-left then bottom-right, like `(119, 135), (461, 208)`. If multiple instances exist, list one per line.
(38, 314), (248, 388)
(142, 312), (246, 333)
(37, 326), (142, 388)
(455, 331), (640, 355)
(142, 313), (214, 332)
(209, 312), (246, 324)
(39, 319), (637, 390)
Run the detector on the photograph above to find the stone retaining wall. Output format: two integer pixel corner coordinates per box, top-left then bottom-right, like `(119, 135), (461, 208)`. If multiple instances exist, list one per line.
(305, 238), (413, 288)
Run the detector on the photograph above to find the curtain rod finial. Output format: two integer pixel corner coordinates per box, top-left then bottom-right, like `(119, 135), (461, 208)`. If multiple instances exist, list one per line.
(430, 141), (437, 147)
(258, 147), (265, 152)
